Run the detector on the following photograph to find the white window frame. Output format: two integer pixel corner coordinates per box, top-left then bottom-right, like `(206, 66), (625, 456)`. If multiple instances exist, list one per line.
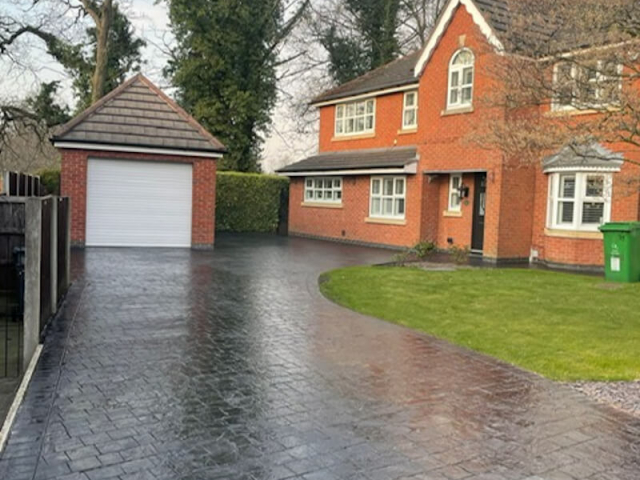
(552, 61), (622, 111)
(448, 174), (463, 211)
(369, 176), (406, 219)
(547, 172), (612, 232)
(402, 91), (418, 129)
(335, 99), (376, 137)
(447, 49), (475, 110)
(304, 177), (343, 204)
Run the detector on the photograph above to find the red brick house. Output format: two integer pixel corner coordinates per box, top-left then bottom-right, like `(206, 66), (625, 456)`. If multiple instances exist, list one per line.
(279, 0), (640, 270)
(53, 74), (225, 249)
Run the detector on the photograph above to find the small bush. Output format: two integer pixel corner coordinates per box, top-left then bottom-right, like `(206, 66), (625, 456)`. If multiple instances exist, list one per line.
(216, 172), (289, 233)
(37, 168), (61, 195)
(392, 250), (410, 266)
(449, 245), (470, 265)
(413, 241), (436, 259)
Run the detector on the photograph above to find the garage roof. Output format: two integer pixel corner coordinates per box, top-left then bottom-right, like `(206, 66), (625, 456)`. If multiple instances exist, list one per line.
(52, 74), (226, 155)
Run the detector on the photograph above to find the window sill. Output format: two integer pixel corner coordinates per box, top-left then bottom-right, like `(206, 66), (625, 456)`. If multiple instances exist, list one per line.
(441, 106), (474, 116)
(301, 202), (343, 209)
(545, 106), (621, 118)
(365, 217), (407, 226)
(332, 132), (375, 142)
(443, 210), (462, 218)
(544, 228), (603, 240)
(397, 127), (417, 135)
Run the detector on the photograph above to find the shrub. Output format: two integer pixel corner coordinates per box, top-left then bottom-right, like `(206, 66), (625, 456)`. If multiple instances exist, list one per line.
(392, 250), (410, 266)
(216, 172), (289, 233)
(449, 245), (470, 265)
(37, 168), (61, 195)
(413, 241), (436, 259)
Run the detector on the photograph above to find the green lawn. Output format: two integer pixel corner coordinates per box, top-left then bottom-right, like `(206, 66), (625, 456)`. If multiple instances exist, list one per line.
(320, 266), (640, 381)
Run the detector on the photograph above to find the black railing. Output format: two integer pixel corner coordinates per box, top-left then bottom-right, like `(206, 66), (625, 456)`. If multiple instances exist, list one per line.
(2, 172), (42, 197)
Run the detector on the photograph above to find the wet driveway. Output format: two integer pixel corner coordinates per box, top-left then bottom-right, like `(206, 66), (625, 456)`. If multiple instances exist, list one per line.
(1, 234), (638, 480)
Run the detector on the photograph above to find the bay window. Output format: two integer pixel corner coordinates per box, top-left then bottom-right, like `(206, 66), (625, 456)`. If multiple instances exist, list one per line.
(547, 172), (612, 231)
(370, 177), (406, 219)
(335, 99), (375, 136)
(305, 177), (342, 204)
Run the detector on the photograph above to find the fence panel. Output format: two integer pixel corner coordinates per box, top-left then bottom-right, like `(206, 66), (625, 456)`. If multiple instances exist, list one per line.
(0, 199), (26, 378)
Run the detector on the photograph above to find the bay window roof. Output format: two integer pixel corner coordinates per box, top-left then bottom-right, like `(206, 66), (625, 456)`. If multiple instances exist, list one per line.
(543, 143), (623, 172)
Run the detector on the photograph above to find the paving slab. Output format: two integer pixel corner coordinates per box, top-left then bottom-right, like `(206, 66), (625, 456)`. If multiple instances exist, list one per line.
(0, 234), (638, 480)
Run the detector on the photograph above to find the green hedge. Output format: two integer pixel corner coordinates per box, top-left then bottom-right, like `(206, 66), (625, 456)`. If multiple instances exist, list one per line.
(37, 168), (61, 195)
(216, 172), (289, 232)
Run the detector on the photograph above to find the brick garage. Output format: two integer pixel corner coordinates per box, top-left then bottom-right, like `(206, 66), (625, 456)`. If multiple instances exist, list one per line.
(53, 74), (225, 249)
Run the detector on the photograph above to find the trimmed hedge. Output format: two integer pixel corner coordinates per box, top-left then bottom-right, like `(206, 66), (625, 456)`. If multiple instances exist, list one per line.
(37, 168), (61, 195)
(216, 172), (289, 232)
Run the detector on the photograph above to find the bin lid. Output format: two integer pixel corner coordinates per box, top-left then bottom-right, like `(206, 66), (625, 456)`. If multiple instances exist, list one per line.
(599, 222), (640, 232)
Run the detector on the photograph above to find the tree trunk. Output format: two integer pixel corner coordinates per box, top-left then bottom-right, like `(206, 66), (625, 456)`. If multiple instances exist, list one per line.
(91, 0), (113, 104)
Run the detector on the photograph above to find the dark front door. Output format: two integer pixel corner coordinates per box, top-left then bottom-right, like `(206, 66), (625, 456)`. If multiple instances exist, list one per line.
(471, 173), (487, 252)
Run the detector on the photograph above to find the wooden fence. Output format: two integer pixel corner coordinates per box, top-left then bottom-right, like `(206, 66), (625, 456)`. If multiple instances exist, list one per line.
(0, 195), (70, 376)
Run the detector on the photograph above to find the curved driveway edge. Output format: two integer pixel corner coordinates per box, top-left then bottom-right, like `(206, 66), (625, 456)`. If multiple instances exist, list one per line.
(1, 234), (638, 480)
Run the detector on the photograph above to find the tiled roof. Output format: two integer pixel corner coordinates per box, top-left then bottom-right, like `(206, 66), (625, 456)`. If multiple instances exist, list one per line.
(277, 146), (418, 173)
(312, 0), (622, 105)
(53, 74), (226, 154)
(311, 51), (421, 105)
(543, 143), (623, 171)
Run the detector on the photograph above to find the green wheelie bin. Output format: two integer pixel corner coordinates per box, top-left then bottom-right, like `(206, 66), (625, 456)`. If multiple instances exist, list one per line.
(599, 222), (640, 282)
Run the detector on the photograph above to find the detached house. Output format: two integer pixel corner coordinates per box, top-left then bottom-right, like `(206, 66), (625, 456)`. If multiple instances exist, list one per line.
(279, 0), (640, 270)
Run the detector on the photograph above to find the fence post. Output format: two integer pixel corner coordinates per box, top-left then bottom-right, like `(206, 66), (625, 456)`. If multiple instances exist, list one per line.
(50, 198), (58, 312)
(64, 198), (71, 291)
(23, 198), (42, 371)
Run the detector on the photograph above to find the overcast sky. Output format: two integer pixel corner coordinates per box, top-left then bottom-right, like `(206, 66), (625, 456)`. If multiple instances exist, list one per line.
(1, 0), (318, 172)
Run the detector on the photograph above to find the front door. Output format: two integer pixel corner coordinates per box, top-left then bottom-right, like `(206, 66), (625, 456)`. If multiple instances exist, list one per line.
(471, 173), (486, 252)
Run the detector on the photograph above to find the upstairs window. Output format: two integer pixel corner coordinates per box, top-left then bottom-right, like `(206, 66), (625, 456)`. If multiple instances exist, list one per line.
(335, 99), (375, 136)
(554, 61), (621, 111)
(448, 49), (474, 109)
(547, 172), (612, 231)
(402, 91), (418, 129)
(305, 177), (342, 204)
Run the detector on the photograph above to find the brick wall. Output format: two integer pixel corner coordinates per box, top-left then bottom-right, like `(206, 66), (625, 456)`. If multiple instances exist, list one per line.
(288, 176), (422, 248)
(319, 93), (418, 152)
(60, 148), (217, 248)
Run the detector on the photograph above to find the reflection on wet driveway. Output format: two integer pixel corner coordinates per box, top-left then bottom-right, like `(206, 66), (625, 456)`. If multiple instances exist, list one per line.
(0, 234), (638, 480)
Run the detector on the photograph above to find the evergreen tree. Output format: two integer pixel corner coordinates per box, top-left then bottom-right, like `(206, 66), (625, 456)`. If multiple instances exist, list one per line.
(25, 82), (71, 127)
(166, 0), (307, 172)
(321, 0), (401, 84)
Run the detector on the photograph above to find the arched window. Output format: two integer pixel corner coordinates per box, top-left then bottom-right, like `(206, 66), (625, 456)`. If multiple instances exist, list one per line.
(448, 49), (474, 109)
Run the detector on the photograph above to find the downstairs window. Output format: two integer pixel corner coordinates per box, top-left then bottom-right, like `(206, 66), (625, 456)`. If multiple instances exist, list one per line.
(370, 177), (406, 219)
(547, 172), (612, 231)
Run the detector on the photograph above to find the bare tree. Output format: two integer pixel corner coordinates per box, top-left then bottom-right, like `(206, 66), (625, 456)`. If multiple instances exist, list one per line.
(78, 0), (114, 103)
(471, 0), (640, 171)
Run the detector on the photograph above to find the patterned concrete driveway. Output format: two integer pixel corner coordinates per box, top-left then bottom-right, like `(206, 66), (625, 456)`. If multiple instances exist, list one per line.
(0, 235), (638, 480)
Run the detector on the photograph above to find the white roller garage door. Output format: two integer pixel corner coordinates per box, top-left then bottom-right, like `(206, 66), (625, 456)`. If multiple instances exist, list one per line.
(86, 158), (193, 247)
